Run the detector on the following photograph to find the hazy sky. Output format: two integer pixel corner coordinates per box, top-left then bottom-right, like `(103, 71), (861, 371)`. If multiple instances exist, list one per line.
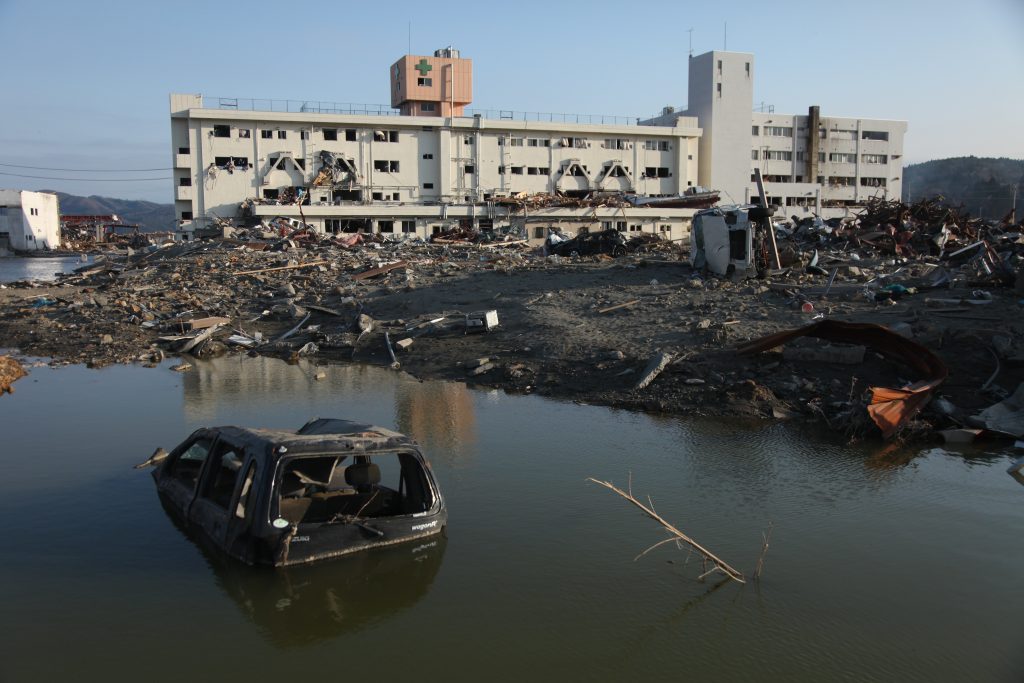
(1, 0), (1021, 203)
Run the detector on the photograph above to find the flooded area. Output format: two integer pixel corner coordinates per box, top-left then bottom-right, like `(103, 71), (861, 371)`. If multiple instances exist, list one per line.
(0, 356), (1022, 682)
(0, 255), (90, 283)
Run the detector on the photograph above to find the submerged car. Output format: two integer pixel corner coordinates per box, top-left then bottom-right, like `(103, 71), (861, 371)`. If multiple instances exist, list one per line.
(139, 418), (447, 566)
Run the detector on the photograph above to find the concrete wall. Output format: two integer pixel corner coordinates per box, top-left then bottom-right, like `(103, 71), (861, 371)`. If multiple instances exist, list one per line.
(0, 190), (60, 251)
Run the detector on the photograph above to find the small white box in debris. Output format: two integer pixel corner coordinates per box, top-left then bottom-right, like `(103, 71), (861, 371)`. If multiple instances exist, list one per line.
(465, 310), (499, 334)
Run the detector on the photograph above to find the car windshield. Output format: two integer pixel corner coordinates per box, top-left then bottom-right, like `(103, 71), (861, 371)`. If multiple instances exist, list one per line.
(276, 451), (433, 526)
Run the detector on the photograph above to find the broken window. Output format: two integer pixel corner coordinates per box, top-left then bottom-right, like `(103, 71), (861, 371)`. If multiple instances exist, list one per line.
(527, 138), (549, 147)
(509, 137), (524, 147)
(263, 189), (279, 199)
(261, 130), (273, 139)
(604, 138), (627, 150)
(378, 220), (394, 233)
(345, 129), (357, 141)
(527, 167), (538, 175)
(828, 176), (856, 187)
(465, 165), (475, 174)
(277, 130), (287, 139)
(717, 83), (722, 97)
(323, 128), (338, 141)
(239, 128), (251, 139)
(402, 220), (415, 233)
(422, 182), (434, 189)
(860, 177), (886, 187)
(372, 192), (383, 200)
(862, 130), (889, 141)
(423, 153), (434, 159)
(764, 151), (792, 161)
(179, 177), (192, 187)
(828, 153), (857, 164)
(214, 156), (231, 168)
(374, 130), (399, 142)
(861, 154), (888, 164)
(417, 77), (433, 86)
(181, 211), (193, 220)
(202, 443), (245, 510)
(511, 166), (524, 175)
(751, 150), (759, 160)
(212, 124), (230, 138)
(169, 438), (211, 489)
(275, 452), (435, 526)
(392, 192), (400, 200)
(421, 102), (436, 112)
(300, 130), (309, 140)
(659, 224), (670, 233)
(464, 135), (474, 145)
(178, 147), (190, 154)
(498, 166), (506, 175)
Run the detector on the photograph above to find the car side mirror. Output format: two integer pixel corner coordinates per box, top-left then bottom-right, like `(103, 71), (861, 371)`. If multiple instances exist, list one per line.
(134, 447), (169, 470)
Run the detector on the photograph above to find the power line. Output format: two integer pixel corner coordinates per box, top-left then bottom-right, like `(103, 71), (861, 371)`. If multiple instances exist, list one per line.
(0, 162), (171, 172)
(0, 171), (170, 182)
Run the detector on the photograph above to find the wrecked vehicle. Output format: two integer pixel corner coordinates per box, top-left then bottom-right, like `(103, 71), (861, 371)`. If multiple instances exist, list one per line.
(548, 228), (628, 257)
(139, 418), (447, 566)
(690, 205), (772, 276)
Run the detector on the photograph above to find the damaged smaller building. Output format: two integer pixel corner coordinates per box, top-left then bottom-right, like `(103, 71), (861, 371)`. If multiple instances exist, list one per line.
(0, 190), (60, 252)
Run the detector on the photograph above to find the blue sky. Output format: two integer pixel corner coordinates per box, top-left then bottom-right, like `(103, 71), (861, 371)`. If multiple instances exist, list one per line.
(1, 0), (1021, 202)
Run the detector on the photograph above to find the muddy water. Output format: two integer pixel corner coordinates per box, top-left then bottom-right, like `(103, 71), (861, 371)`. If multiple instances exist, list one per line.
(0, 357), (1021, 682)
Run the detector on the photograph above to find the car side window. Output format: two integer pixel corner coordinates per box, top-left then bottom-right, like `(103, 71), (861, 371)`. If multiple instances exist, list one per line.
(203, 443), (246, 510)
(169, 438), (212, 488)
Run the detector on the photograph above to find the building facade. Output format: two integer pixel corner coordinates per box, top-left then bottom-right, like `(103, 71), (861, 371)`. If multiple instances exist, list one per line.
(170, 45), (708, 243)
(642, 50), (907, 218)
(0, 190), (60, 252)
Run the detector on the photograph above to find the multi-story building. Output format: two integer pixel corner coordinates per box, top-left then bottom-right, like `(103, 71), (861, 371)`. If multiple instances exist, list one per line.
(0, 190), (60, 252)
(642, 50), (907, 219)
(170, 48), (704, 243)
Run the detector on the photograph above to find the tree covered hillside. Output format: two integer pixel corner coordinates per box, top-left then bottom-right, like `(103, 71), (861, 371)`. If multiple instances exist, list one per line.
(903, 157), (1022, 220)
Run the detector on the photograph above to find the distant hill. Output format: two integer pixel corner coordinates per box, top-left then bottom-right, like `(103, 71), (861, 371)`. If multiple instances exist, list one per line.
(49, 192), (175, 232)
(903, 157), (1023, 220)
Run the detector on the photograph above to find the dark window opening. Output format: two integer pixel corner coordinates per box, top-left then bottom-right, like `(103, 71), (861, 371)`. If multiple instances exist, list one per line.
(213, 124), (230, 138)
(323, 128), (338, 141)
(401, 220), (416, 233)
(345, 129), (357, 141)
(276, 453), (434, 525)
(168, 438), (211, 488)
(202, 443), (244, 510)
(261, 130), (273, 139)
(179, 177), (192, 187)
(300, 130), (309, 140)
(178, 147), (190, 154)
(277, 130), (287, 139)
(372, 192), (384, 200)
(181, 211), (193, 220)
(422, 183), (434, 189)
(465, 165), (475, 174)
(423, 153), (434, 159)
(239, 129), (251, 139)
(263, 189), (279, 199)
(378, 220), (394, 233)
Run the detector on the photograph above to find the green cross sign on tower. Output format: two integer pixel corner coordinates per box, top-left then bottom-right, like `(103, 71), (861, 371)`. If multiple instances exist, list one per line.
(414, 58), (433, 77)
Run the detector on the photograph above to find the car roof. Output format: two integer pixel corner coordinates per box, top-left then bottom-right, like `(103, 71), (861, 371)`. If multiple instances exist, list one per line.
(207, 418), (417, 459)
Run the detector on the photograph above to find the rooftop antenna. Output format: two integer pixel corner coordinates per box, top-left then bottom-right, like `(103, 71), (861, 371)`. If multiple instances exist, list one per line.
(724, 22), (728, 50)
(687, 28), (693, 58)
(407, 21), (411, 54)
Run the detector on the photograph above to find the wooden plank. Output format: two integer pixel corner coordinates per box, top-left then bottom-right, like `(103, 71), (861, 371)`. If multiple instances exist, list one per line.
(598, 299), (640, 314)
(231, 260), (327, 276)
(351, 260), (407, 281)
(182, 316), (231, 331)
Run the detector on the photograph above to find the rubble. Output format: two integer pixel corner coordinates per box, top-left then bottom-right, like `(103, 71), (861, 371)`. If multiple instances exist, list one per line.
(0, 193), (1021, 445)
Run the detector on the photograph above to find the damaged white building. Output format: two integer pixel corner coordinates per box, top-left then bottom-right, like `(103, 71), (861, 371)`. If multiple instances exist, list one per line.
(0, 190), (60, 252)
(169, 47), (906, 239)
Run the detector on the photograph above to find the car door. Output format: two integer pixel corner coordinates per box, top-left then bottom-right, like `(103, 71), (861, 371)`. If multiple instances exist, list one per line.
(190, 436), (248, 549)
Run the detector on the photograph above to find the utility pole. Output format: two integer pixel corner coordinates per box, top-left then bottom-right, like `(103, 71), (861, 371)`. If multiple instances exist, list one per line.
(688, 28), (694, 58)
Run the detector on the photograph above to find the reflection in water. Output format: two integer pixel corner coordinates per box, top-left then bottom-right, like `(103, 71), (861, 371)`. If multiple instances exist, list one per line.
(180, 355), (480, 465)
(163, 504), (447, 648)
(395, 379), (476, 463)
